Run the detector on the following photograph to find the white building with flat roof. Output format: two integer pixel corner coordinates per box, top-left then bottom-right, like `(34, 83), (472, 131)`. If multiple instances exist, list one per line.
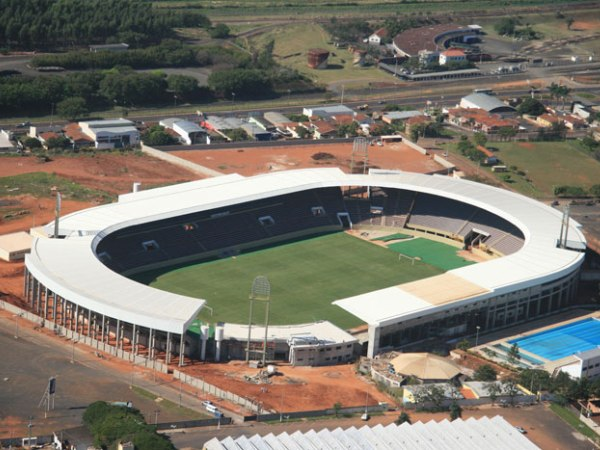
(79, 118), (140, 149)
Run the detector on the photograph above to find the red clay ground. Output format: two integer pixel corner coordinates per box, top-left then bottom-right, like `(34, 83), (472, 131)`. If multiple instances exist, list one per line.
(0, 153), (199, 194)
(184, 360), (390, 413)
(171, 141), (444, 176)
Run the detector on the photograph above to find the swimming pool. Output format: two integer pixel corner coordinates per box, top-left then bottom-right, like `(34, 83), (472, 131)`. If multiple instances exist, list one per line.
(509, 318), (600, 361)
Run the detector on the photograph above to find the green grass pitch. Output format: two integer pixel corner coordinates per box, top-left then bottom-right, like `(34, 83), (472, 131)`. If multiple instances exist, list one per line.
(388, 238), (476, 271)
(137, 233), (444, 329)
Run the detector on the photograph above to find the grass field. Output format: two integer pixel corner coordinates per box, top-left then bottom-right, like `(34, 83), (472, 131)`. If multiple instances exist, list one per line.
(388, 238), (475, 271)
(488, 141), (600, 198)
(249, 23), (393, 88)
(139, 232), (443, 329)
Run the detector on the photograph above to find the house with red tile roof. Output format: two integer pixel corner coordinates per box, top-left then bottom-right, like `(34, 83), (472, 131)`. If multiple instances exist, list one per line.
(439, 48), (466, 65)
(368, 28), (388, 45)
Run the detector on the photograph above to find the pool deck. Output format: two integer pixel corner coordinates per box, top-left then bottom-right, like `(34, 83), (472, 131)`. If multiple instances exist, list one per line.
(473, 309), (600, 369)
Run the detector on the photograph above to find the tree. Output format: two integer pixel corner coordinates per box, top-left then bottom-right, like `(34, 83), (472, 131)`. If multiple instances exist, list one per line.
(486, 382), (502, 405)
(449, 401), (462, 421)
(494, 17), (518, 36)
(566, 17), (575, 30)
(507, 343), (521, 365)
(413, 384), (446, 410)
(472, 132), (488, 148)
(209, 23), (230, 39)
(333, 402), (342, 417)
(226, 128), (248, 142)
(395, 411), (411, 425)
(498, 126), (517, 141)
(57, 97), (89, 121)
(296, 126), (311, 139)
(473, 364), (498, 381)
(456, 339), (471, 351)
(167, 74), (198, 101)
(580, 135), (599, 152)
(590, 184), (600, 198)
(142, 126), (178, 146)
(46, 136), (71, 150)
(502, 377), (520, 405)
(22, 137), (42, 149)
(517, 97), (546, 116)
(207, 68), (273, 100)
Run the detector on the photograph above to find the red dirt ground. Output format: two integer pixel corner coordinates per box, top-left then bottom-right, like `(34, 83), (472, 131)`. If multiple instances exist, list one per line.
(0, 153), (199, 194)
(184, 360), (391, 413)
(171, 141), (444, 176)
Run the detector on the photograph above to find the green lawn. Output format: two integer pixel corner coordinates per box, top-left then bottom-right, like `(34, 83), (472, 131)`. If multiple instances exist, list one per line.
(488, 141), (600, 198)
(388, 238), (475, 271)
(550, 403), (600, 444)
(139, 233), (443, 329)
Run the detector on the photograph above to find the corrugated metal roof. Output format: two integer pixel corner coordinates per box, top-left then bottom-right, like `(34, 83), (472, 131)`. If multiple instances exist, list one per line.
(203, 416), (539, 449)
(461, 94), (516, 112)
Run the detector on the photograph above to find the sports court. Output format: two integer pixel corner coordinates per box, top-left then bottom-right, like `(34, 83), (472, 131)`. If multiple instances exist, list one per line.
(139, 232), (443, 329)
(387, 237), (476, 271)
(509, 317), (600, 361)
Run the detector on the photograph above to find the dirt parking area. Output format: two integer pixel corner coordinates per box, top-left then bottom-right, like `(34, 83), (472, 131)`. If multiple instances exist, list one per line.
(171, 141), (444, 176)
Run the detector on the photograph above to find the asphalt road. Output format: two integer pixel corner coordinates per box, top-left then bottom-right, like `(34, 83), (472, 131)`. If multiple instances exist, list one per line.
(0, 311), (211, 443)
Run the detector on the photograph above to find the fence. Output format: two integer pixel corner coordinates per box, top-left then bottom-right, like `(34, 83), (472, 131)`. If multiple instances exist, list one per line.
(402, 138), (428, 155)
(0, 299), (169, 374)
(173, 369), (261, 413)
(245, 404), (388, 423)
(155, 417), (232, 430)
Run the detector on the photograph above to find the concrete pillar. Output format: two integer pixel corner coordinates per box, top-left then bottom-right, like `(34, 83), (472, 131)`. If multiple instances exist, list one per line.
(132, 324), (137, 358)
(30, 278), (37, 312)
(366, 325), (380, 359)
(200, 325), (209, 361)
(149, 329), (155, 360)
(101, 315), (105, 344)
(74, 304), (79, 336)
(115, 319), (121, 354)
(166, 332), (171, 365)
(43, 287), (49, 319)
(179, 335), (185, 367)
(23, 268), (29, 299)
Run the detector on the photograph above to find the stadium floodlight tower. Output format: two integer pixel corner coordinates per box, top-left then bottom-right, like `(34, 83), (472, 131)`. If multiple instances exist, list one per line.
(247, 276), (271, 366)
(350, 136), (369, 175)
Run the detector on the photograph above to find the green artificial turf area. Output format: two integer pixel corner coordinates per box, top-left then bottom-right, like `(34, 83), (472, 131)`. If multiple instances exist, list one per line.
(388, 238), (475, 271)
(372, 233), (412, 242)
(137, 232), (443, 329)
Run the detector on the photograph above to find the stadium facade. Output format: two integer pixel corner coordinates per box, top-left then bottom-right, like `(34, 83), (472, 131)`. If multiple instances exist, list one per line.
(23, 168), (586, 365)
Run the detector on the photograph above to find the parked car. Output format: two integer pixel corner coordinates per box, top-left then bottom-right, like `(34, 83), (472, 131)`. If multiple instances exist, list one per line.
(515, 426), (527, 434)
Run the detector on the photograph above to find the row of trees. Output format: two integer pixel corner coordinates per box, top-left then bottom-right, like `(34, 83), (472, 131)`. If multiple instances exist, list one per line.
(0, 68), (208, 117)
(0, 0), (210, 50)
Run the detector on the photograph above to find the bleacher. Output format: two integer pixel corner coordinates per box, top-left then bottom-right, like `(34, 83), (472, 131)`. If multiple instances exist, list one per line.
(96, 187), (346, 273)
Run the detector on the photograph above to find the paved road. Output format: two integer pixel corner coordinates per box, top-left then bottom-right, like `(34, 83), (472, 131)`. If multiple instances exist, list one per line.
(0, 310), (212, 441)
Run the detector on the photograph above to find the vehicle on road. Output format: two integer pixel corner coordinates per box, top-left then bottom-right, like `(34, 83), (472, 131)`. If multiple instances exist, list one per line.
(515, 426), (527, 434)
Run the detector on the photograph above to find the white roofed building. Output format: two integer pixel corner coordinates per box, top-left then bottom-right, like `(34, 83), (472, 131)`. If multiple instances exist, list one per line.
(204, 416), (540, 450)
(159, 118), (207, 145)
(303, 105), (354, 119)
(23, 168), (585, 366)
(79, 118), (140, 149)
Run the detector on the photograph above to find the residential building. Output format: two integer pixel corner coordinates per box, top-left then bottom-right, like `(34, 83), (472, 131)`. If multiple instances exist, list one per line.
(564, 114), (587, 130)
(303, 105), (354, 119)
(439, 48), (466, 65)
(78, 118), (140, 149)
(309, 120), (337, 139)
(241, 122), (272, 141)
(460, 93), (516, 114)
(368, 28), (387, 45)
(263, 112), (291, 133)
(63, 123), (95, 149)
(382, 110), (423, 124)
(536, 113), (563, 128)
(248, 116), (275, 132)
(405, 115), (432, 136)
(159, 118), (207, 145)
(0, 130), (16, 152)
(448, 108), (519, 134)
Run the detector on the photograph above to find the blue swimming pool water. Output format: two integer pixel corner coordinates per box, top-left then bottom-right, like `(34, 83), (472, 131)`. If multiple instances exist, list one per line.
(509, 318), (600, 361)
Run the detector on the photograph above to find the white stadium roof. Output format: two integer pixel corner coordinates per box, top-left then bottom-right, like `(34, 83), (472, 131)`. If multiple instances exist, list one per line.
(203, 416), (540, 450)
(26, 168), (585, 335)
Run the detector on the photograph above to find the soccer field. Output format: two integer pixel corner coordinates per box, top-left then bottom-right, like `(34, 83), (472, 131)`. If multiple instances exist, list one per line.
(136, 233), (443, 329)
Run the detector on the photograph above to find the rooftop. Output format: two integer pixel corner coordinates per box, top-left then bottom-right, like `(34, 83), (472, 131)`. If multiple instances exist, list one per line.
(0, 231), (32, 252)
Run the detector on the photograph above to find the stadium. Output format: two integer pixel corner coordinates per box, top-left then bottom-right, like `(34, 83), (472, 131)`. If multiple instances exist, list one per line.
(23, 168), (586, 368)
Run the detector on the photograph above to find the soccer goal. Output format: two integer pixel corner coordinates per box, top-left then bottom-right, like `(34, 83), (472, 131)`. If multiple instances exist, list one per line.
(398, 253), (417, 266)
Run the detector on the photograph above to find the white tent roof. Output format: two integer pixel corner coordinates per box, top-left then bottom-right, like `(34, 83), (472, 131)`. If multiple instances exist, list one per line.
(203, 416), (540, 450)
(27, 168), (585, 335)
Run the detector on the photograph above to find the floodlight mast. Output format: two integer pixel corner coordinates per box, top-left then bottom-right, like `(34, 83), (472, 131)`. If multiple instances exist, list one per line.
(247, 276), (271, 365)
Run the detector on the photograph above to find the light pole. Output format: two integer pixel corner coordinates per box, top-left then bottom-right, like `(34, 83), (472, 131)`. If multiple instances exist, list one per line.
(154, 409), (160, 425)
(13, 313), (22, 339)
(70, 339), (78, 364)
(475, 325), (481, 347)
(340, 84), (345, 105)
(231, 92), (236, 111)
(287, 89), (291, 105)
(27, 416), (33, 449)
